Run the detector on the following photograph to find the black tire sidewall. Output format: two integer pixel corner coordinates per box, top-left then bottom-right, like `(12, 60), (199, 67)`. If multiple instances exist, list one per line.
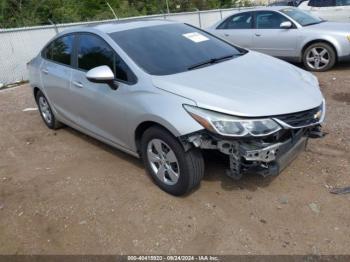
(303, 43), (336, 72)
(141, 127), (199, 196)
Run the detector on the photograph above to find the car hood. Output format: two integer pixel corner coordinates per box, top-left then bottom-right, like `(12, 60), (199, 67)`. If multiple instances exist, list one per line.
(151, 51), (324, 117)
(306, 21), (350, 33)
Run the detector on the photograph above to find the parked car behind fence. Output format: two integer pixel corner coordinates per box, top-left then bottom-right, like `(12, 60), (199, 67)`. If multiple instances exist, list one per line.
(208, 7), (350, 71)
(299, 0), (350, 22)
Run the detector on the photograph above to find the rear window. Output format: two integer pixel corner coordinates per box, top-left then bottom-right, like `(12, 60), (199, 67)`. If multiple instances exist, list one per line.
(109, 23), (244, 76)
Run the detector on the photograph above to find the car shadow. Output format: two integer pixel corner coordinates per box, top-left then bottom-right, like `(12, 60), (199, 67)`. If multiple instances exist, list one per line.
(330, 62), (350, 71)
(64, 127), (144, 169)
(202, 150), (277, 193)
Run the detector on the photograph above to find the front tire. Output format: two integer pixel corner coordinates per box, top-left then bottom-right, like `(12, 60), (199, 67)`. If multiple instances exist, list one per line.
(141, 126), (204, 196)
(303, 42), (336, 72)
(35, 90), (62, 129)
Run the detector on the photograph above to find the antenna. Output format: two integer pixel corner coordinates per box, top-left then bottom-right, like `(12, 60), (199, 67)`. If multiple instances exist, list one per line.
(106, 1), (118, 20)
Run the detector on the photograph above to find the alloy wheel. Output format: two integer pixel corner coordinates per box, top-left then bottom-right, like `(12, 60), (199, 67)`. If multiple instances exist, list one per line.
(306, 47), (330, 71)
(38, 96), (52, 124)
(147, 138), (180, 186)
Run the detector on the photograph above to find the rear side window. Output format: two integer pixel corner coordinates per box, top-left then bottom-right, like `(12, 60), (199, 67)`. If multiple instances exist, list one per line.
(77, 34), (135, 83)
(336, 0), (350, 5)
(217, 12), (253, 29)
(255, 11), (290, 29)
(308, 0), (335, 6)
(43, 35), (74, 66)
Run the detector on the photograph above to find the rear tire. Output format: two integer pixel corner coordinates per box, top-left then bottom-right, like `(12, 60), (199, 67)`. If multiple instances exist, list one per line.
(303, 42), (336, 72)
(35, 90), (62, 130)
(141, 126), (204, 196)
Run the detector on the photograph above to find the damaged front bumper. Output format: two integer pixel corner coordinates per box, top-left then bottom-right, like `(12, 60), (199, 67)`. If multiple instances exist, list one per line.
(182, 126), (324, 180)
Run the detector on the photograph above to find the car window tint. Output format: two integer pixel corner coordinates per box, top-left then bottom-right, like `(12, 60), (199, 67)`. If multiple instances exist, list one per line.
(77, 34), (134, 83)
(114, 54), (133, 83)
(308, 0), (335, 6)
(42, 43), (52, 59)
(78, 34), (114, 72)
(255, 11), (290, 29)
(219, 12), (253, 29)
(336, 0), (350, 5)
(45, 35), (74, 66)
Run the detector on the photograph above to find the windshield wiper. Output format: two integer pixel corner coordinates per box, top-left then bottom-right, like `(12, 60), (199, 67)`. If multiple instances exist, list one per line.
(187, 54), (237, 71)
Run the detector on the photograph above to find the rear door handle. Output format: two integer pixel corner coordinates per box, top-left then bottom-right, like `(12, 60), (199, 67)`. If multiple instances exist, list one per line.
(42, 68), (49, 75)
(224, 33), (229, 37)
(72, 81), (83, 88)
(255, 33), (261, 37)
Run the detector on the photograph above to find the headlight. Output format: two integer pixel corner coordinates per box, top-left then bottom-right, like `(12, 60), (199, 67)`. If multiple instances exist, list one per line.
(347, 35), (350, 42)
(184, 105), (281, 137)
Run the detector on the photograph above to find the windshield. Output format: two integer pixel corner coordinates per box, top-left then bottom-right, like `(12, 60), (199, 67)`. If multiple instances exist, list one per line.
(280, 8), (323, 26)
(109, 23), (244, 76)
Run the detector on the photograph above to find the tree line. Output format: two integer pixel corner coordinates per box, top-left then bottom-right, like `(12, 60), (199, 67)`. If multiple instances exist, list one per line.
(0, 0), (252, 28)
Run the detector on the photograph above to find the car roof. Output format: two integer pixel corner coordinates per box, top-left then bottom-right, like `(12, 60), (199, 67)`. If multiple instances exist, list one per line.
(86, 19), (179, 34)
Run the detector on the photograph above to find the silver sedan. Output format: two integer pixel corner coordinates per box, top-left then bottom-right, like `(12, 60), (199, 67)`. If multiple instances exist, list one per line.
(28, 20), (325, 195)
(208, 7), (350, 71)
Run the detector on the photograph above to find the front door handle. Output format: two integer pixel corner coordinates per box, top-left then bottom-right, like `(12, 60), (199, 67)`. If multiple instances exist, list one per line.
(42, 68), (49, 75)
(72, 81), (83, 88)
(224, 33), (229, 37)
(255, 33), (261, 37)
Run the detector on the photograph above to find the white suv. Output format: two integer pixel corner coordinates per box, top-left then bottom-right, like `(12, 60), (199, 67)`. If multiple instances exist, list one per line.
(299, 0), (350, 22)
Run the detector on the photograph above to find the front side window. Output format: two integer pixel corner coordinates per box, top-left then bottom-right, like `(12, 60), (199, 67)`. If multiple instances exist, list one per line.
(308, 0), (335, 6)
(77, 34), (134, 83)
(77, 34), (114, 72)
(255, 11), (290, 29)
(109, 23), (244, 76)
(218, 12), (253, 29)
(44, 35), (74, 66)
(280, 8), (323, 26)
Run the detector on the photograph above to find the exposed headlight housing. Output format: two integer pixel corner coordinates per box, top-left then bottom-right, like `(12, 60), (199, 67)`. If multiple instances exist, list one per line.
(184, 105), (282, 137)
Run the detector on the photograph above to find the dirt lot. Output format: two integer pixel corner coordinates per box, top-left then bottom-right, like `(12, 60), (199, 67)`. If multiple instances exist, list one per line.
(0, 64), (350, 255)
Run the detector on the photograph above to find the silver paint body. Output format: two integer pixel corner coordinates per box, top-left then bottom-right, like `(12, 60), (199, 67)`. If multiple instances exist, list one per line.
(28, 20), (324, 158)
(208, 7), (350, 62)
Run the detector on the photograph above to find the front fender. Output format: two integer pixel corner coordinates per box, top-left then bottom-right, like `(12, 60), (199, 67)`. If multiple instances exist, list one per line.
(300, 35), (344, 57)
(126, 89), (204, 151)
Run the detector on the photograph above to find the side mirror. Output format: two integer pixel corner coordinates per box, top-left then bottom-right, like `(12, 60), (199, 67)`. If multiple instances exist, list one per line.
(86, 65), (118, 90)
(280, 21), (293, 29)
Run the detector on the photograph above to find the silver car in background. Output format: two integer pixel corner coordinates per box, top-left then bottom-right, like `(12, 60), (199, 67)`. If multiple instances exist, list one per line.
(208, 7), (350, 71)
(299, 0), (350, 23)
(28, 20), (325, 196)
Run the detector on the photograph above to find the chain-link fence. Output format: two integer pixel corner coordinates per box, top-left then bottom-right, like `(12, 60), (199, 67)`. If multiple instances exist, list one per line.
(0, 7), (260, 86)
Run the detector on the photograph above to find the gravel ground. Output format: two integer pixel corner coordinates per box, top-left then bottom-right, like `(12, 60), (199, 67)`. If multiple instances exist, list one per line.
(0, 64), (349, 255)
